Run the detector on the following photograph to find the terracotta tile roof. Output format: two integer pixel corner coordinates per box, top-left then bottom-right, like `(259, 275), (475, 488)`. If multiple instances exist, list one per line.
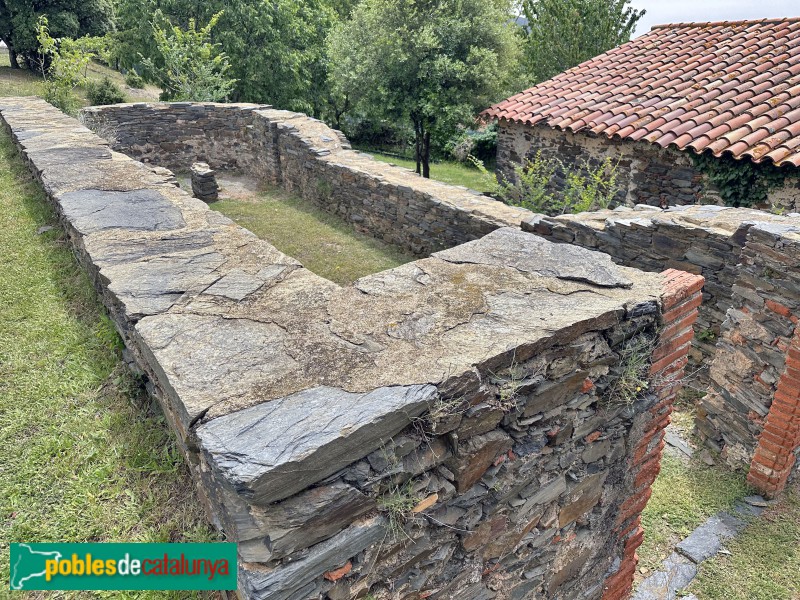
(483, 17), (800, 167)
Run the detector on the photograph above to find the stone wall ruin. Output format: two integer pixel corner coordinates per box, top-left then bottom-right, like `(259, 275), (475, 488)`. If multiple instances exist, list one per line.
(525, 206), (800, 496)
(0, 97), (709, 600)
(10, 94), (800, 600)
(81, 102), (529, 257)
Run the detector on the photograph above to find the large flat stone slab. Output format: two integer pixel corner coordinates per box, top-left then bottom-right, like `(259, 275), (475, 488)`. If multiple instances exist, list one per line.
(676, 512), (746, 564)
(197, 384), (436, 504)
(632, 552), (697, 600)
(58, 189), (186, 234)
(239, 517), (387, 600)
(434, 226), (633, 288)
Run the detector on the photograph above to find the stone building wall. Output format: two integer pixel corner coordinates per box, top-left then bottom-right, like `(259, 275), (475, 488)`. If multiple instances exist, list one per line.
(496, 121), (800, 210)
(2, 97), (703, 600)
(81, 103), (529, 257)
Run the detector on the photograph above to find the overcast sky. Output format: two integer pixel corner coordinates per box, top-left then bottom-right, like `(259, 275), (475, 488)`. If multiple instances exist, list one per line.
(630, 0), (800, 37)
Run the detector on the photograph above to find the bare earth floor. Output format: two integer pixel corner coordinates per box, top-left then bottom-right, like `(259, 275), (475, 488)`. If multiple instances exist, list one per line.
(187, 175), (416, 286)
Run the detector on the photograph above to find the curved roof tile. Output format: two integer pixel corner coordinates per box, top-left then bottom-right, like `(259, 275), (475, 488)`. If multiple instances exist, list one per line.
(483, 17), (800, 167)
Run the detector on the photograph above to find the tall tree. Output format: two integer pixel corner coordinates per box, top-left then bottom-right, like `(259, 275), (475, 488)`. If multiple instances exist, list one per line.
(327, 0), (520, 178)
(522, 0), (644, 83)
(112, 0), (351, 116)
(0, 0), (113, 69)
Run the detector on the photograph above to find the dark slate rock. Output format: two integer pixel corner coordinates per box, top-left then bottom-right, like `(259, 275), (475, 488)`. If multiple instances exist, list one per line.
(58, 189), (185, 234)
(434, 227), (633, 288)
(632, 552), (697, 600)
(676, 512), (745, 564)
(197, 384), (437, 504)
(239, 517), (386, 600)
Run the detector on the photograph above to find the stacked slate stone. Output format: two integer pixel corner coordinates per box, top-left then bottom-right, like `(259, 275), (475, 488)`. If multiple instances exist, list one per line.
(700, 224), (800, 473)
(81, 102), (271, 171)
(191, 162), (219, 202)
(523, 205), (798, 387)
(2, 96), (707, 600)
(495, 122), (712, 208)
(80, 103), (530, 258)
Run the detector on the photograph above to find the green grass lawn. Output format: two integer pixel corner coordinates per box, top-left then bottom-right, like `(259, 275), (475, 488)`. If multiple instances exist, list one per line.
(208, 183), (415, 285)
(688, 484), (800, 600)
(0, 128), (216, 599)
(638, 453), (750, 575)
(0, 48), (160, 104)
(366, 152), (494, 193)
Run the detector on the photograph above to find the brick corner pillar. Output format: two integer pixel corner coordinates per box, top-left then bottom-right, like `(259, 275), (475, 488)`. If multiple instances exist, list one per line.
(602, 269), (704, 600)
(748, 325), (800, 499)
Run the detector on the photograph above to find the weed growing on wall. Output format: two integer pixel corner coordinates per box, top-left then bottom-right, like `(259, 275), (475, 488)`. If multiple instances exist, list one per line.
(377, 482), (419, 540)
(604, 334), (655, 406)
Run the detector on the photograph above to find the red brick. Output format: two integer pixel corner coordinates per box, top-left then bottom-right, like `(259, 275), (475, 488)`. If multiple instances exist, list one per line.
(652, 329), (695, 362)
(650, 342), (692, 376)
(766, 299), (793, 318)
(661, 294), (703, 325)
(660, 270), (705, 308)
(635, 457), (662, 489)
(585, 431), (602, 443)
(323, 561), (352, 582)
(659, 313), (700, 341)
(615, 488), (653, 527)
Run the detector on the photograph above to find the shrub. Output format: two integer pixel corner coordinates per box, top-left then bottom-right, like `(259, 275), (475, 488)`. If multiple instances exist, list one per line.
(142, 11), (236, 102)
(445, 124), (498, 164)
(86, 77), (126, 105)
(489, 152), (622, 215)
(36, 16), (90, 115)
(125, 71), (145, 88)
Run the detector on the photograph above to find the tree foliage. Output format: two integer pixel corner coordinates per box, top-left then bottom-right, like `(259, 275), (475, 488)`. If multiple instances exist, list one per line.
(112, 0), (352, 115)
(141, 11), (236, 102)
(327, 0), (520, 177)
(35, 15), (93, 113)
(0, 0), (113, 69)
(521, 0), (644, 83)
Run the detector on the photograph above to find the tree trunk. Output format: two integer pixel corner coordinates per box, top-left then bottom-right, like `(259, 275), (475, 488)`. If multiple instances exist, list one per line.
(422, 129), (431, 178)
(5, 40), (19, 69)
(413, 119), (422, 175)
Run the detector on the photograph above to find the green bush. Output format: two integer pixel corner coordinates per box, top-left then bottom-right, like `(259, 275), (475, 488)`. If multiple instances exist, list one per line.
(495, 152), (621, 215)
(124, 71), (145, 88)
(86, 77), (126, 105)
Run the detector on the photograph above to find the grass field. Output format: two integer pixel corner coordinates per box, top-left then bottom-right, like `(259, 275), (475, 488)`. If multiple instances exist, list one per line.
(0, 125), (216, 598)
(366, 152), (494, 193)
(689, 485), (800, 600)
(0, 48), (160, 105)
(208, 183), (415, 285)
(636, 404), (800, 600)
(638, 453), (750, 574)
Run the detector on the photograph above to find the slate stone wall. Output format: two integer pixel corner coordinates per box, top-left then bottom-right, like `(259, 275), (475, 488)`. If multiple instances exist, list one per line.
(497, 121), (800, 210)
(523, 205), (800, 496)
(696, 223), (800, 497)
(81, 103), (529, 257)
(2, 97), (702, 600)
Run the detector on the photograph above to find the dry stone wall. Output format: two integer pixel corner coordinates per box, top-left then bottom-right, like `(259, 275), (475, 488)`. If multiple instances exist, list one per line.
(522, 205), (777, 381)
(524, 205), (800, 496)
(1, 97), (703, 600)
(81, 103), (529, 256)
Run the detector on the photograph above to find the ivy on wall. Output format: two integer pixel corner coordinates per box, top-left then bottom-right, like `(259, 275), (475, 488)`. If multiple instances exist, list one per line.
(691, 152), (792, 208)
